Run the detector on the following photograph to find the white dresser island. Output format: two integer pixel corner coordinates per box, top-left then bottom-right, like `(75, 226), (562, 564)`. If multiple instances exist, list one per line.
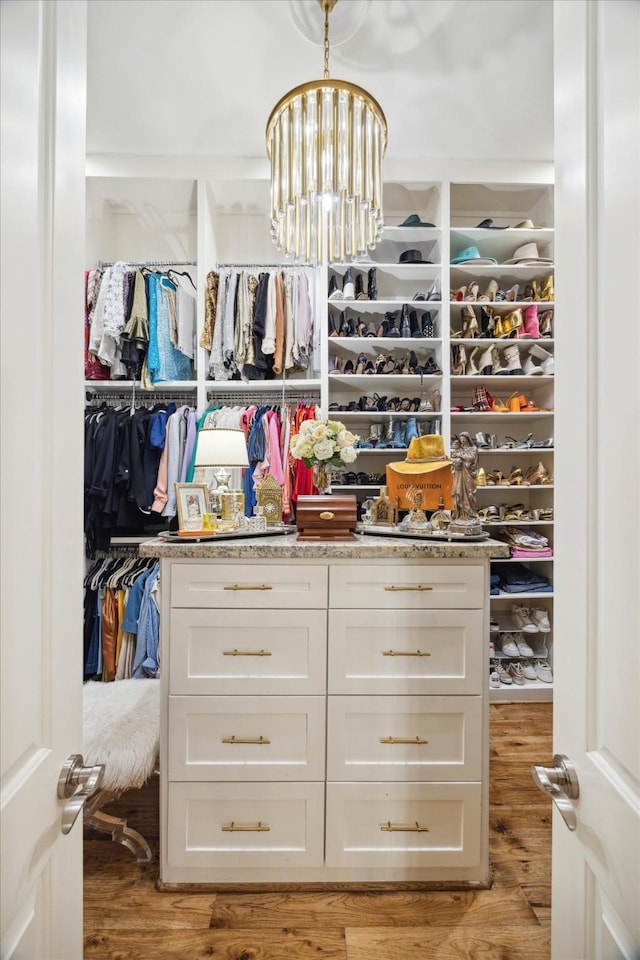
(140, 532), (508, 889)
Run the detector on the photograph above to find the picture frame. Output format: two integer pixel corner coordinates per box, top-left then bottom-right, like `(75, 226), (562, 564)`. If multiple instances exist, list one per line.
(175, 482), (209, 531)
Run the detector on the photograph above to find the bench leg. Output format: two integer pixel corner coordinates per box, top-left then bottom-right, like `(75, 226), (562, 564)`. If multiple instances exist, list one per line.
(84, 790), (152, 862)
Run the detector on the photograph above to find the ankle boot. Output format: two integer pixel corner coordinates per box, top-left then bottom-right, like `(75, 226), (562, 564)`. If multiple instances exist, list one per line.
(367, 267), (378, 301)
(355, 273), (368, 300)
(404, 417), (419, 445)
(539, 310), (553, 337)
(392, 419), (406, 448)
(400, 304), (411, 338)
(342, 268), (354, 300)
(504, 344), (524, 374)
(529, 343), (554, 374)
(385, 311), (401, 337)
(522, 304), (540, 339)
(492, 347), (510, 376)
(409, 309), (423, 337)
(328, 274), (341, 300)
(421, 310), (434, 337)
(452, 344), (467, 375)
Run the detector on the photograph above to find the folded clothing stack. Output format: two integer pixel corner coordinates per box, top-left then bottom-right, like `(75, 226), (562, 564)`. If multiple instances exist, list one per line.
(499, 526), (553, 558)
(491, 562), (553, 594)
(490, 571), (502, 596)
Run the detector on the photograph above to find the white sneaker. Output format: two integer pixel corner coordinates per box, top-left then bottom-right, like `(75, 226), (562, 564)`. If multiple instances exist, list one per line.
(492, 659), (513, 684)
(535, 660), (554, 683)
(531, 608), (551, 632)
(521, 659), (538, 680)
(489, 665), (501, 688)
(510, 604), (538, 633)
(508, 661), (525, 685)
(501, 633), (520, 658)
(514, 632), (535, 657)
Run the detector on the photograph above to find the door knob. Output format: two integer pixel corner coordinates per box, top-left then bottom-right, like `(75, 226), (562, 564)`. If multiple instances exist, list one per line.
(58, 754), (105, 835)
(531, 753), (580, 831)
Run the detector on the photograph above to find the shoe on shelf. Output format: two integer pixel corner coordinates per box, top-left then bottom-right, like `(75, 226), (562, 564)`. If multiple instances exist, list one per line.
(521, 660), (539, 681)
(535, 660), (554, 683)
(489, 665), (501, 689)
(508, 661), (526, 685)
(530, 608), (551, 632)
(492, 659), (513, 685)
(510, 604), (539, 633)
(513, 632), (535, 657)
(500, 633), (520, 658)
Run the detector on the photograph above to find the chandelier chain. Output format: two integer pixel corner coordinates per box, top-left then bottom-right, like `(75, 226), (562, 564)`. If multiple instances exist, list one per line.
(323, 2), (330, 78)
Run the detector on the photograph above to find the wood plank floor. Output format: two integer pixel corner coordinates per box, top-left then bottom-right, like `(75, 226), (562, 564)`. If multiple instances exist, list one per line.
(84, 702), (552, 960)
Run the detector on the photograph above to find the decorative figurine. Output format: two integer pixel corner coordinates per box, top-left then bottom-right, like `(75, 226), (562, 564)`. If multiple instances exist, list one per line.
(448, 432), (484, 536)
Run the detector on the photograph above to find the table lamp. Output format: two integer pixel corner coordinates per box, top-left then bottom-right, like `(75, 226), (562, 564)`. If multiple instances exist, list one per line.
(193, 428), (249, 522)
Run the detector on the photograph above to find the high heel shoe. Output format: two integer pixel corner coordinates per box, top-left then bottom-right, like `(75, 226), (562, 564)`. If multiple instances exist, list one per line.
(477, 345), (494, 376)
(452, 344), (467, 376)
(522, 304), (539, 339)
(492, 347), (511, 376)
(466, 281), (480, 302)
(354, 353), (368, 375)
(539, 310), (553, 337)
(409, 309), (424, 338)
(505, 284), (519, 302)
(498, 308), (524, 338)
(355, 274), (368, 301)
(539, 275), (554, 301)
(329, 312), (341, 337)
(479, 279), (499, 302)
(467, 347), (480, 376)
(421, 310), (435, 337)
(525, 461), (553, 485)
(451, 285), (467, 302)
(426, 282), (440, 302)
(385, 312), (401, 337)
(420, 356), (442, 376)
(480, 306), (495, 338)
(400, 304), (412, 338)
(461, 305), (480, 338)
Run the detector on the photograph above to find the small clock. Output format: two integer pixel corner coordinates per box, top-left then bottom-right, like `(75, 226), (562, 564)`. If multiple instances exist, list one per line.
(256, 474), (284, 524)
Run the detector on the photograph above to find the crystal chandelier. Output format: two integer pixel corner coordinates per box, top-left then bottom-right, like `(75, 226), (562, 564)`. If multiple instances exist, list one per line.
(266, 0), (387, 264)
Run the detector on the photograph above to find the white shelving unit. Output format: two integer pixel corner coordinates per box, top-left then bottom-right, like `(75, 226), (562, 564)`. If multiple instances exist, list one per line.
(84, 170), (555, 702)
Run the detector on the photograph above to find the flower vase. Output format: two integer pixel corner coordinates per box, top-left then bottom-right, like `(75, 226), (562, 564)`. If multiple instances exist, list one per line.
(312, 463), (332, 494)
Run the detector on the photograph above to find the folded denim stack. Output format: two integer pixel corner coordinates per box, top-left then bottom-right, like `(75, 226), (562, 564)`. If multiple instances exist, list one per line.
(490, 562), (553, 594)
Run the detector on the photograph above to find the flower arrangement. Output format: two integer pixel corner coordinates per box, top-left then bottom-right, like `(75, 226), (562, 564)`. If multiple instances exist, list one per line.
(290, 419), (359, 467)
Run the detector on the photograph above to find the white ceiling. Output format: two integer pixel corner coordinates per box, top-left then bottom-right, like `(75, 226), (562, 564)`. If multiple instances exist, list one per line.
(86, 0), (554, 171)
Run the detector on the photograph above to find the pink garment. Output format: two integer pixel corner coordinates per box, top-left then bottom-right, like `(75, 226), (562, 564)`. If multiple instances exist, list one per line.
(266, 411), (284, 485)
(151, 422), (170, 514)
(510, 547), (554, 558)
(281, 408), (292, 517)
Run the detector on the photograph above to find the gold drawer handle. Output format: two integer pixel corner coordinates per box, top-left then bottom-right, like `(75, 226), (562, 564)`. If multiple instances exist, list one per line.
(223, 649), (272, 657)
(224, 584), (273, 591)
(221, 736), (271, 745)
(382, 649), (431, 657)
(222, 821), (270, 833)
(319, 511), (334, 520)
(384, 585), (433, 592)
(381, 821), (429, 833)
(379, 736), (429, 745)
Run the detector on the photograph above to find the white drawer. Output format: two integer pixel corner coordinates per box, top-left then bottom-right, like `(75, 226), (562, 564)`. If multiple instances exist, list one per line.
(169, 608), (327, 695)
(326, 696), (482, 781)
(168, 696), (325, 781)
(167, 781), (324, 868)
(325, 782), (482, 868)
(329, 561), (484, 610)
(171, 562), (327, 609)
(328, 609), (484, 695)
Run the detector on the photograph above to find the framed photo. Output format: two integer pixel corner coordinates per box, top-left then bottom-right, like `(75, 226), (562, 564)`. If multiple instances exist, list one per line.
(175, 482), (209, 531)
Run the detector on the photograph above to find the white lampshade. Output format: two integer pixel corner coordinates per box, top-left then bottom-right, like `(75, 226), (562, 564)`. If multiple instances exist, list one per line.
(194, 429), (249, 468)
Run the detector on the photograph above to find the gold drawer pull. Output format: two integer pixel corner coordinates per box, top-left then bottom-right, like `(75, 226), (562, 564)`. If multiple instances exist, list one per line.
(319, 511), (335, 520)
(221, 736), (271, 745)
(379, 736), (429, 745)
(381, 821), (429, 833)
(223, 649), (272, 657)
(382, 649), (431, 657)
(224, 584), (273, 591)
(384, 585), (433, 592)
(222, 821), (270, 833)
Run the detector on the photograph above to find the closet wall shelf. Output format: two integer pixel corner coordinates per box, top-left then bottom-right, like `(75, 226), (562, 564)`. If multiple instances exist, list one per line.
(450, 265), (555, 281)
(451, 412), (554, 420)
(84, 380), (197, 391)
(489, 684), (553, 703)
(331, 264), (441, 280)
(492, 591), (555, 600)
(205, 379), (321, 393)
(330, 338), (442, 349)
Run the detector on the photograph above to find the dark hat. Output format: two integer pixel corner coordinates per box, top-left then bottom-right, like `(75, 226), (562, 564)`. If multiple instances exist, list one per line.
(398, 214), (436, 228)
(398, 249), (432, 265)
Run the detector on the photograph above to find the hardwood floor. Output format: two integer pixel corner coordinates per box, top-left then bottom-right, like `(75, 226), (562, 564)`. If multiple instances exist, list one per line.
(84, 702), (552, 960)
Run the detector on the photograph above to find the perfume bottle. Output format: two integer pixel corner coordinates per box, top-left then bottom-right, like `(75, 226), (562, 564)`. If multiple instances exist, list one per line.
(430, 496), (451, 531)
(371, 485), (394, 526)
(253, 506), (267, 533)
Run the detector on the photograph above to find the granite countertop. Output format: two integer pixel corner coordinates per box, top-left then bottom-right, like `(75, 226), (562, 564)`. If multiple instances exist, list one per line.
(139, 531), (509, 560)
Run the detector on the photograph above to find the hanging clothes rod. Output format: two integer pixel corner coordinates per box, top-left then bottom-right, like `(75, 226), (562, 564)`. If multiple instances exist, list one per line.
(214, 262), (311, 270)
(86, 393), (196, 407)
(95, 260), (196, 268)
(205, 392), (320, 406)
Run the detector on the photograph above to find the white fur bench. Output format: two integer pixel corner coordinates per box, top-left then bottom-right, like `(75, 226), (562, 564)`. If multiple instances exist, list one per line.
(83, 678), (160, 861)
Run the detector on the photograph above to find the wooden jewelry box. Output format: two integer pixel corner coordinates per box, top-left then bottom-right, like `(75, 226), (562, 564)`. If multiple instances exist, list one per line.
(296, 494), (358, 541)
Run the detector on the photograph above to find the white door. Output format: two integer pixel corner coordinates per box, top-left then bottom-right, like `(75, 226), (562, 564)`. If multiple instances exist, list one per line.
(547, 2), (640, 957)
(0, 2), (87, 958)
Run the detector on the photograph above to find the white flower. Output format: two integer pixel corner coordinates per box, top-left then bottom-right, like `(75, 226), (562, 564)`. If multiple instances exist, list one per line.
(336, 430), (356, 448)
(314, 439), (335, 460)
(311, 424), (329, 442)
(340, 445), (358, 463)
